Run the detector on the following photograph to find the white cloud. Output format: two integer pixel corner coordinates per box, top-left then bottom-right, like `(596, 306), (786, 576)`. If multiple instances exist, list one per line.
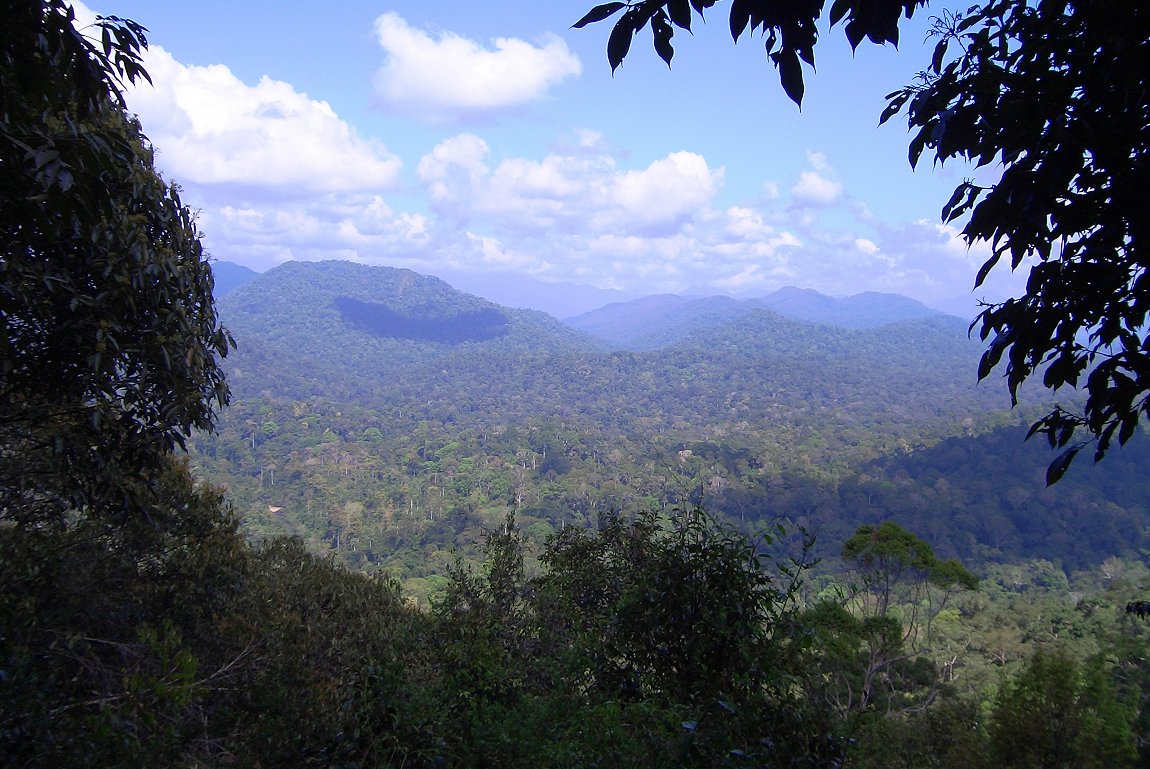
(612, 152), (722, 231)
(68, 2), (1015, 311)
(184, 192), (440, 272)
(373, 13), (581, 121)
(467, 232), (535, 268)
(724, 207), (776, 240)
(575, 129), (606, 149)
(807, 151), (834, 174)
(788, 151), (845, 208)
(417, 134), (492, 205)
(416, 138), (721, 236)
(715, 265), (766, 290)
(125, 47), (402, 194)
(791, 170), (843, 208)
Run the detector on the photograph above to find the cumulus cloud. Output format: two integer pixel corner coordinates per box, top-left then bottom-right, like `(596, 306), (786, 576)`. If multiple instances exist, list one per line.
(194, 193), (441, 272)
(123, 48), (401, 195)
(373, 13), (581, 121)
(416, 137), (721, 236)
(613, 152), (722, 231)
(788, 151), (844, 208)
(791, 170), (843, 208)
(467, 232), (536, 268)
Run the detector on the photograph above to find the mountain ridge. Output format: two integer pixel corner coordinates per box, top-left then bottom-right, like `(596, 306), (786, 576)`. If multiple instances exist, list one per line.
(566, 287), (955, 350)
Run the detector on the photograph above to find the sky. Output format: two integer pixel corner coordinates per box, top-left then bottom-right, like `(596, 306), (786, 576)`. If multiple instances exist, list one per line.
(77, 0), (1022, 316)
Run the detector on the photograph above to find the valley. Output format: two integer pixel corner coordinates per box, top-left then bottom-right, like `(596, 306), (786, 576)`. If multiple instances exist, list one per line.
(194, 260), (1149, 599)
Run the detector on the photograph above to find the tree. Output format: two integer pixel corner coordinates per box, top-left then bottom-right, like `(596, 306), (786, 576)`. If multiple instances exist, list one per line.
(1, 1), (232, 526)
(989, 648), (1137, 769)
(576, 0), (1150, 481)
(842, 521), (977, 627)
(806, 522), (976, 718)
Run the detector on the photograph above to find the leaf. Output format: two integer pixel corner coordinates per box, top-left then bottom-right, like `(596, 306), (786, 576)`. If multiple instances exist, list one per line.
(1046, 445), (1080, 485)
(829, 0), (852, 26)
(931, 38), (949, 73)
(974, 253), (999, 288)
(730, 0), (751, 42)
(652, 12), (675, 66)
(908, 130), (928, 168)
(879, 90), (910, 124)
(776, 48), (805, 107)
(573, 2), (626, 28)
(668, 0), (693, 30)
(977, 333), (1009, 380)
(1118, 413), (1138, 445)
(845, 18), (866, 50)
(940, 183), (968, 221)
(608, 13), (637, 72)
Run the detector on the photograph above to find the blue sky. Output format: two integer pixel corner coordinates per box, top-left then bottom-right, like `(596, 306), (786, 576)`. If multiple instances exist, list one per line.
(79, 1), (1019, 315)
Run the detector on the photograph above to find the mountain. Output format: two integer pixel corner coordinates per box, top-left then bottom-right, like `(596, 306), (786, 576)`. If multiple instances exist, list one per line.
(216, 262), (989, 420)
(191, 259), (1148, 587)
(209, 260), (1012, 486)
(751, 287), (946, 328)
(217, 260), (605, 402)
(566, 287), (954, 350)
(210, 260), (259, 298)
(563, 294), (751, 350)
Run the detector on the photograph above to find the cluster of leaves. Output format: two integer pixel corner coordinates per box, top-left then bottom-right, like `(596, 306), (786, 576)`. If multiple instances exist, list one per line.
(1, 1), (232, 527)
(881, 0), (1150, 481)
(574, 0), (928, 104)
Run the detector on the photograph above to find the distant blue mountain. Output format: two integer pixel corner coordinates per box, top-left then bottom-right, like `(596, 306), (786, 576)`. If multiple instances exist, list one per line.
(210, 260), (259, 298)
(751, 287), (947, 329)
(565, 295), (751, 350)
(567, 287), (955, 350)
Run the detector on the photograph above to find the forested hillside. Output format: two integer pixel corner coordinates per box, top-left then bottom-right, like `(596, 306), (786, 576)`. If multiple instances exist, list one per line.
(189, 260), (1148, 599)
(567, 287), (947, 349)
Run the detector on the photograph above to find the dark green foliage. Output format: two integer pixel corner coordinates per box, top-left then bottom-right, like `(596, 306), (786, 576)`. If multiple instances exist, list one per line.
(535, 509), (791, 702)
(0, 458), (248, 768)
(843, 521), (978, 613)
(334, 296), (509, 343)
(425, 507), (846, 768)
(0, 457), (430, 768)
(989, 648), (1137, 769)
(1, 0), (232, 528)
(883, 1), (1150, 476)
(3, 466), (1147, 767)
(804, 523), (978, 723)
(574, 0), (927, 104)
(847, 698), (990, 769)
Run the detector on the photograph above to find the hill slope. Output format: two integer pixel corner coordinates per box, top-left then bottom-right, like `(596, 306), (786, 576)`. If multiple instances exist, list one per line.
(219, 260), (604, 401)
(752, 287), (945, 329)
(191, 260), (1142, 587)
(567, 287), (952, 349)
(210, 260), (259, 298)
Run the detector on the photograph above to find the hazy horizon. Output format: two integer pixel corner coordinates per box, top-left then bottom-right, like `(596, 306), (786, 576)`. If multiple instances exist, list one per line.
(82, 0), (1015, 316)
